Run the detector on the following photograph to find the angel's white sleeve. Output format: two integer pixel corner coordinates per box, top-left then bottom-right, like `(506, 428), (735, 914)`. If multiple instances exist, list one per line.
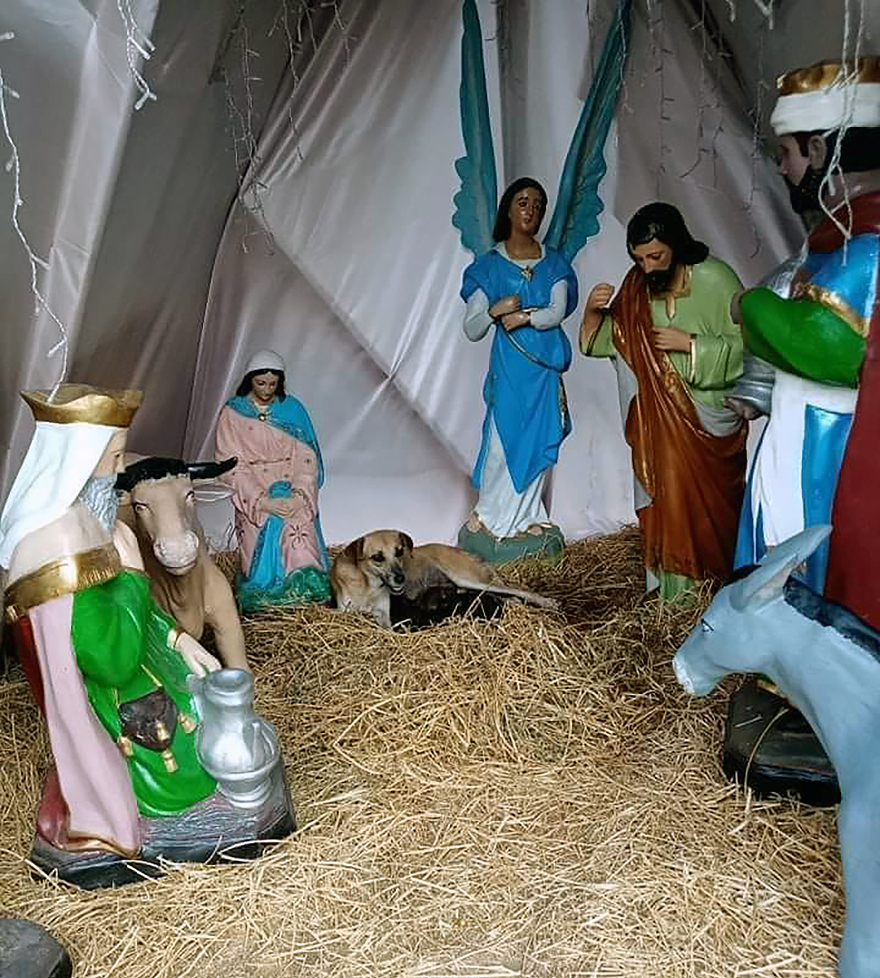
(464, 288), (493, 341)
(529, 280), (568, 329)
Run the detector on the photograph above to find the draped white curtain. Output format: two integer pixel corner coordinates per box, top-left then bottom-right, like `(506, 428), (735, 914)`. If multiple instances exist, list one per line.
(4, 0), (875, 549)
(0, 0), (289, 515)
(184, 0), (799, 548)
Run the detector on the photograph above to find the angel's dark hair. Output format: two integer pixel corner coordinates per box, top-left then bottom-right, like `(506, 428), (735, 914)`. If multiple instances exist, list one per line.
(492, 177), (548, 242)
(626, 202), (708, 266)
(235, 369), (286, 400)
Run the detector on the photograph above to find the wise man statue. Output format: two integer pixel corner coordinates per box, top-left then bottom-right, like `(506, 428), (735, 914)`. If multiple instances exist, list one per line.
(0, 385), (220, 863)
(735, 57), (880, 628)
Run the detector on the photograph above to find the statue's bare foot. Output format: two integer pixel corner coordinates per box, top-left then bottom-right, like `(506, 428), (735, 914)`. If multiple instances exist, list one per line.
(526, 522), (550, 536)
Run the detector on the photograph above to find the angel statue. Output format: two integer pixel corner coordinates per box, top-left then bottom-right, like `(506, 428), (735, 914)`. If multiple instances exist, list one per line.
(453, 0), (632, 563)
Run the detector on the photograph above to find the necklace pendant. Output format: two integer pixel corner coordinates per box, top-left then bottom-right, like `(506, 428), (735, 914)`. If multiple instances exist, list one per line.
(521, 265), (534, 281)
(258, 411), (268, 422)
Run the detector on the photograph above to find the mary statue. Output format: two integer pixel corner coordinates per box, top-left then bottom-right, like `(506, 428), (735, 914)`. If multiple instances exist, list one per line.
(215, 350), (331, 611)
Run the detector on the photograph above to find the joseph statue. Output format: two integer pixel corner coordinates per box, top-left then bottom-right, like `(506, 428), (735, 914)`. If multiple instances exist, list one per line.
(580, 202), (747, 601)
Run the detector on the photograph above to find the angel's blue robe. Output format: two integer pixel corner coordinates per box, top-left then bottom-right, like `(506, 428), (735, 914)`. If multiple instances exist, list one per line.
(461, 247), (578, 494)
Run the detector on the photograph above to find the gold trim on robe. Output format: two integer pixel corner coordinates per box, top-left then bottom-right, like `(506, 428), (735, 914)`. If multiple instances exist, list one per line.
(792, 281), (870, 337)
(4, 544), (122, 623)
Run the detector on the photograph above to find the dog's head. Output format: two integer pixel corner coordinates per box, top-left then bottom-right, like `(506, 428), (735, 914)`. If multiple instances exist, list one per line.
(344, 530), (414, 594)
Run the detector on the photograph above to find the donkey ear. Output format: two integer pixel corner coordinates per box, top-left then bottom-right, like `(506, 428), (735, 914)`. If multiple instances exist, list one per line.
(187, 457), (237, 481)
(398, 532), (414, 552)
(344, 536), (365, 562)
(730, 525), (832, 612)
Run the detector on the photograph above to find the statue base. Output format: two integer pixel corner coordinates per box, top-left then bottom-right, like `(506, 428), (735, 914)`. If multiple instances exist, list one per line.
(457, 521), (565, 566)
(29, 765), (297, 889)
(0, 918), (72, 978)
(722, 678), (839, 806)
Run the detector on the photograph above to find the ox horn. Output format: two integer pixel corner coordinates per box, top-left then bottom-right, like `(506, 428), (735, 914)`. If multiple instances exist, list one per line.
(115, 470), (135, 493)
(186, 457), (238, 480)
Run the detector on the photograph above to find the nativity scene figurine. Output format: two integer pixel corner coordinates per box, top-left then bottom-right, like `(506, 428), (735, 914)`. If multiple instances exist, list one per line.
(0, 384), (294, 887)
(216, 349), (332, 612)
(452, 0), (632, 563)
(580, 202), (747, 602)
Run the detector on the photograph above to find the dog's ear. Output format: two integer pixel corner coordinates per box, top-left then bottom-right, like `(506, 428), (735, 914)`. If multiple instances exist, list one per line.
(344, 536), (365, 562)
(398, 532), (414, 552)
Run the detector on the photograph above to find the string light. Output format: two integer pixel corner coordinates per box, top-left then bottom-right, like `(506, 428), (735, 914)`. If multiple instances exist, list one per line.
(1, 6), (158, 401)
(116, 0), (157, 110)
(742, 21), (771, 257)
(679, 0), (710, 180)
(0, 43), (69, 400)
(817, 0), (866, 250)
(616, 0), (630, 116)
(750, 0), (774, 29)
(222, 1), (353, 253)
(650, 2), (674, 196)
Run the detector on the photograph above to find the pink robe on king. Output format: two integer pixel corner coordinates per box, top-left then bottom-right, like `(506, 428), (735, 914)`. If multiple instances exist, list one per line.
(15, 594), (141, 855)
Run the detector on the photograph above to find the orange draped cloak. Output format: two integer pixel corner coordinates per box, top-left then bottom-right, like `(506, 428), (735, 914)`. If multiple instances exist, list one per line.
(609, 267), (747, 583)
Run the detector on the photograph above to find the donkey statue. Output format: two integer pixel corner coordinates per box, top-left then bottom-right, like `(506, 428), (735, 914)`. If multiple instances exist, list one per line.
(673, 524), (880, 978)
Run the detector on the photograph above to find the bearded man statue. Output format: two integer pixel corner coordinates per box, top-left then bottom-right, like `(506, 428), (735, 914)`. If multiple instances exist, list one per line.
(0, 384), (293, 886)
(580, 202), (747, 602)
(735, 57), (880, 626)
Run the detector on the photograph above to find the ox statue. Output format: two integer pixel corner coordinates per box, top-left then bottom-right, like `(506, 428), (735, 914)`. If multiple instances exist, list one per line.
(673, 524), (880, 978)
(116, 457), (249, 672)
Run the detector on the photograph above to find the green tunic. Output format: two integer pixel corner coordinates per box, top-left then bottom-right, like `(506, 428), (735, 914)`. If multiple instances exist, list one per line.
(71, 570), (216, 817)
(582, 257), (744, 406)
(581, 257), (745, 602)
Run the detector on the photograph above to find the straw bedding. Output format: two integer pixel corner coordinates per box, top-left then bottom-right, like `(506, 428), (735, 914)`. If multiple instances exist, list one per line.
(0, 528), (844, 977)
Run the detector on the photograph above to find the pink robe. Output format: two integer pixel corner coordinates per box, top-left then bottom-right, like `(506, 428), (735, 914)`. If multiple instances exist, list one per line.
(14, 595), (141, 855)
(216, 406), (323, 577)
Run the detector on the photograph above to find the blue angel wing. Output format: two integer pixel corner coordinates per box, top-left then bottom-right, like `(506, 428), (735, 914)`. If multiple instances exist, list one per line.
(451, 0), (498, 258)
(544, 0), (633, 262)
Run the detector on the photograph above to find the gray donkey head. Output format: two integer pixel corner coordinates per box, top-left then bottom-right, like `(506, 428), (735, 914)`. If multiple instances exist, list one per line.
(673, 525), (833, 696)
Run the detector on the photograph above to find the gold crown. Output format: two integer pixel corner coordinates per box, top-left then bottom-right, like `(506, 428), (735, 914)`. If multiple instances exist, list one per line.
(777, 57), (880, 97)
(21, 384), (143, 427)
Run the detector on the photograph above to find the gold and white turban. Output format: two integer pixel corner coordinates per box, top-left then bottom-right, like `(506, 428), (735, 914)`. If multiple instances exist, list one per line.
(0, 385), (142, 567)
(770, 57), (880, 137)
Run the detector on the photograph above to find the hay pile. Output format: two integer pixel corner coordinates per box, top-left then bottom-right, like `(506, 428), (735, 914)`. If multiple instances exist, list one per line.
(0, 529), (843, 977)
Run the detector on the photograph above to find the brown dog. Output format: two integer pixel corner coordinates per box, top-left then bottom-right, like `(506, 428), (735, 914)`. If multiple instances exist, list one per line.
(331, 529), (557, 627)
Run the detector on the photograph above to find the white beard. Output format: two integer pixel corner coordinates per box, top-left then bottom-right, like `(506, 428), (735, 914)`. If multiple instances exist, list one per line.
(77, 475), (119, 533)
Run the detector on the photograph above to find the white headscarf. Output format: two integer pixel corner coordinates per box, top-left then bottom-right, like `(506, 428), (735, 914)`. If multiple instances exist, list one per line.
(245, 349), (286, 375)
(0, 421), (121, 568)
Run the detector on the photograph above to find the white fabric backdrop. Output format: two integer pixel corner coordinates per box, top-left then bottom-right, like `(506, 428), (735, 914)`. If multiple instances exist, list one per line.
(0, 0), (158, 492)
(3, 0), (878, 551)
(0, 0), (290, 511)
(184, 0), (797, 548)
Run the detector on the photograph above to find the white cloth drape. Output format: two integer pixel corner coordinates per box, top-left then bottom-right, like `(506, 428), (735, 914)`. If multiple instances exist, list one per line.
(3, 0), (850, 547)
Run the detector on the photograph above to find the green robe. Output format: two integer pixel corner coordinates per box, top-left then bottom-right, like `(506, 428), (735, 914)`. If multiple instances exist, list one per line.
(71, 570), (216, 817)
(581, 257), (744, 601)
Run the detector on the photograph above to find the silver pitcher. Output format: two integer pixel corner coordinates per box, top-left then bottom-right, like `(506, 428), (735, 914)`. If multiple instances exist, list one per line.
(188, 668), (281, 810)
